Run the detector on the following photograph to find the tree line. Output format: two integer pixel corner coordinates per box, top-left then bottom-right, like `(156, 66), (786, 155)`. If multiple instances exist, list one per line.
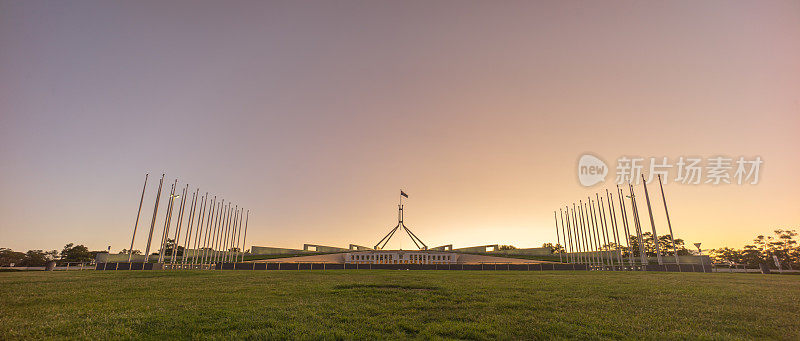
(710, 229), (797, 269)
(0, 243), (99, 267)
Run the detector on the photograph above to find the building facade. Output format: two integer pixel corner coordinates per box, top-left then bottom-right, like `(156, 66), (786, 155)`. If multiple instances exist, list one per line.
(345, 251), (459, 264)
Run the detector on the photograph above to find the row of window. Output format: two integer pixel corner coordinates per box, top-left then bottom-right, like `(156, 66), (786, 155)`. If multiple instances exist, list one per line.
(352, 260), (450, 264)
(351, 254), (453, 261)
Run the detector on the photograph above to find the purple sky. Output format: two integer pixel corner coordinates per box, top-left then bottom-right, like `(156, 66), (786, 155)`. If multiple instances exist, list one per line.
(1, 1), (799, 252)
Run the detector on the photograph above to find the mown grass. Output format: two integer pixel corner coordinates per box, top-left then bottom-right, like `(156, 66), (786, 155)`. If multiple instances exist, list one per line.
(1, 270), (798, 340)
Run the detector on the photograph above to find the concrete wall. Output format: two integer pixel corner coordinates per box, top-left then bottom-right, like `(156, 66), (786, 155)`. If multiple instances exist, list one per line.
(494, 247), (552, 256)
(349, 244), (373, 250)
(429, 244), (453, 251)
(250, 246), (307, 255)
(303, 244), (350, 253)
(454, 245), (499, 253)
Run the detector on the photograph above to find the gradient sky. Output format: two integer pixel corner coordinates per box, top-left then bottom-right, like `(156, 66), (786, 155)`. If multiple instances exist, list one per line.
(1, 1), (799, 253)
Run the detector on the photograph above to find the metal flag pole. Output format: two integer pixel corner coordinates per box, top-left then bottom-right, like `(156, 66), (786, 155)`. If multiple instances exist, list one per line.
(578, 203), (589, 265)
(191, 193), (207, 265)
(554, 211), (562, 263)
(215, 202), (228, 264)
(199, 194), (210, 265)
(658, 174), (680, 266)
(589, 196), (608, 270)
(599, 195), (615, 271)
(144, 174), (165, 265)
(588, 199), (603, 268)
(222, 205), (234, 263)
(209, 201), (221, 265)
(562, 207), (573, 263)
(221, 203), (231, 263)
(227, 205), (237, 262)
(587, 199), (599, 268)
(230, 206), (238, 262)
(158, 181), (177, 264)
(211, 201), (223, 265)
(240, 210), (249, 262)
(641, 174), (663, 265)
(215, 201), (226, 265)
(233, 207), (241, 262)
(579, 201), (591, 266)
(222, 204), (232, 263)
(171, 185), (189, 265)
(579, 202), (591, 266)
(182, 189), (199, 265)
(228, 206), (237, 262)
(201, 197), (216, 267)
(606, 189), (624, 267)
(573, 203), (584, 264)
(200, 197), (213, 266)
(234, 208), (243, 262)
(617, 186), (635, 268)
(628, 183), (648, 265)
(128, 173), (148, 262)
(567, 203), (583, 264)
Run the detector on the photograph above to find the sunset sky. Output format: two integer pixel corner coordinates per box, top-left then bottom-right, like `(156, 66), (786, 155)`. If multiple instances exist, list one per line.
(1, 1), (799, 253)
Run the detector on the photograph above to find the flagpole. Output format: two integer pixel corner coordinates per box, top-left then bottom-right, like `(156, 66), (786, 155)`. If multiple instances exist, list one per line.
(573, 203), (583, 264)
(560, 208), (569, 263)
(658, 174), (680, 266)
(578, 202), (589, 266)
(606, 189), (624, 268)
(588, 199), (602, 268)
(641, 174), (663, 265)
(562, 207), (573, 263)
(128, 173), (148, 262)
(240, 210), (249, 262)
(617, 185), (635, 268)
(158, 181), (177, 264)
(628, 183), (648, 265)
(192, 193), (206, 266)
(554, 211), (562, 263)
(181, 189), (199, 265)
(599, 195), (614, 270)
(144, 174), (165, 265)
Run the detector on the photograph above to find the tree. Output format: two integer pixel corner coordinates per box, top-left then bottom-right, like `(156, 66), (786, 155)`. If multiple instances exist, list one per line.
(60, 243), (91, 263)
(541, 243), (564, 254)
(19, 250), (57, 267)
(498, 245), (516, 251)
(0, 248), (25, 266)
(120, 249), (141, 255)
(710, 229), (798, 269)
(710, 247), (743, 265)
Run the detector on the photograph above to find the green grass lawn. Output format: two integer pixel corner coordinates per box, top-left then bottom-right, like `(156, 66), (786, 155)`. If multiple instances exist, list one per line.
(1, 271), (798, 340)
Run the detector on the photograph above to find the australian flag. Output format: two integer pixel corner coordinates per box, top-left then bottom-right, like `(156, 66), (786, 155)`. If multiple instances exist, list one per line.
(400, 190), (408, 198)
